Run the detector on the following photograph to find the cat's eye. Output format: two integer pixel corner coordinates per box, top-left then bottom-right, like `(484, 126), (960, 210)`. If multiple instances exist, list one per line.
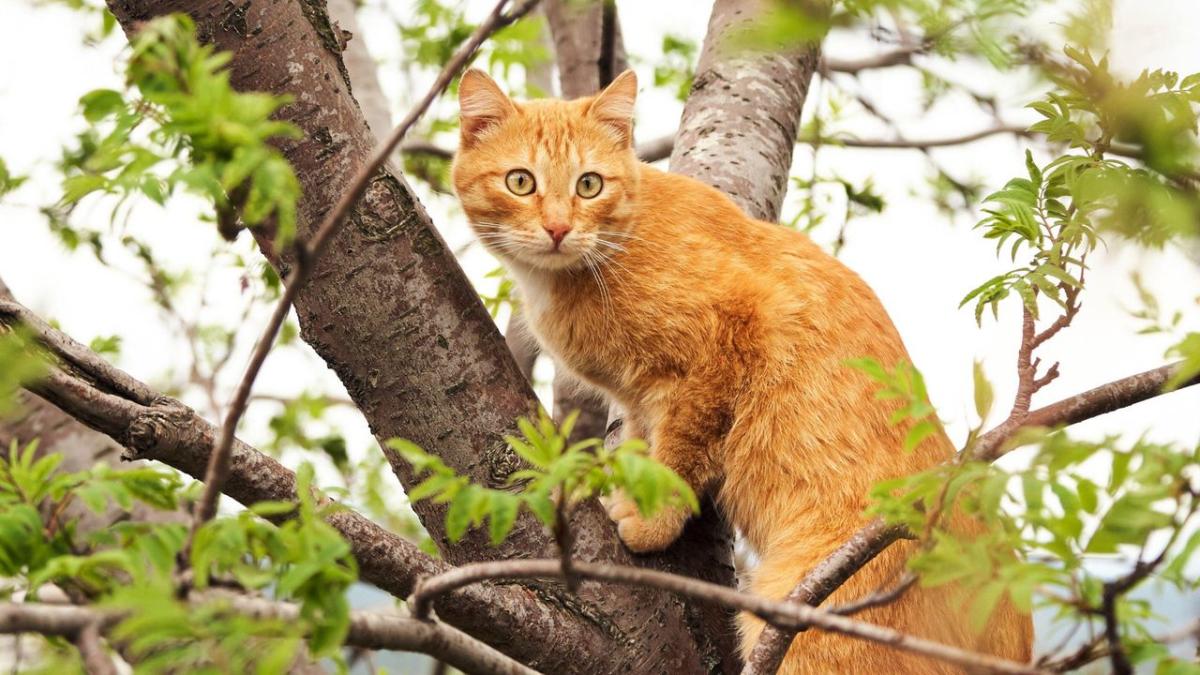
(576, 172), (603, 199)
(505, 169), (536, 196)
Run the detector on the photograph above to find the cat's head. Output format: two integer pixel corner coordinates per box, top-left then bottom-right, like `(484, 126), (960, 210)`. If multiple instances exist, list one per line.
(452, 69), (640, 272)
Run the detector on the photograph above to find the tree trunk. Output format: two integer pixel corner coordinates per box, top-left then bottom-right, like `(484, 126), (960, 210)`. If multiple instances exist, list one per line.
(541, 0), (629, 99)
(670, 0), (823, 223)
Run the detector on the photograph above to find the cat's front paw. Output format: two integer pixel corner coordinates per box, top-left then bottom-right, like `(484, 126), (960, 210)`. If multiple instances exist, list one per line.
(603, 491), (689, 553)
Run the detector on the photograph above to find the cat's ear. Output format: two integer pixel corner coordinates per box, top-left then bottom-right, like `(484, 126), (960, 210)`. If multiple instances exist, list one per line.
(459, 69), (516, 146)
(588, 70), (637, 145)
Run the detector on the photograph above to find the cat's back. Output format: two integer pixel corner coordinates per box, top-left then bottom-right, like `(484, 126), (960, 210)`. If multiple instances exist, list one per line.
(633, 165), (906, 362)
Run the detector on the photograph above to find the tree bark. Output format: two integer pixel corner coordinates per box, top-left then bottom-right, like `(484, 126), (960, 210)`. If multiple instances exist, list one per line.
(541, 0), (629, 99)
(670, 0), (824, 222)
(107, 0), (544, 565)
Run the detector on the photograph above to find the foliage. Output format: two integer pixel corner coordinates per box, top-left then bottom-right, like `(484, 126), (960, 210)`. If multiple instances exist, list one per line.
(390, 411), (698, 545)
(0, 438), (357, 669)
(480, 265), (517, 318)
(59, 14), (302, 244)
(396, 0), (550, 96)
(190, 464), (357, 657)
(837, 0), (1033, 66)
(0, 439), (183, 581)
(870, 430), (1199, 668)
(0, 326), (49, 417)
(40, 0), (118, 43)
(651, 34), (697, 102)
(0, 156), (27, 199)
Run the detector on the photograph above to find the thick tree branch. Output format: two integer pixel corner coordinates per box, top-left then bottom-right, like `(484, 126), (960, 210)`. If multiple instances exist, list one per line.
(0, 296), (607, 671)
(541, 0), (629, 99)
(743, 362), (1200, 674)
(410, 559), (1047, 675)
(0, 598), (539, 675)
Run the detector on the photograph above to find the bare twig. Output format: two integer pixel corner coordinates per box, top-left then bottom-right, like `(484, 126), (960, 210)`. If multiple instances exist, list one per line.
(1042, 616), (1200, 672)
(823, 47), (922, 75)
(0, 598), (540, 675)
(410, 558), (1046, 674)
(805, 124), (1032, 150)
(830, 573), (919, 617)
(74, 621), (117, 675)
(189, 0), (542, 543)
(401, 124), (1033, 169)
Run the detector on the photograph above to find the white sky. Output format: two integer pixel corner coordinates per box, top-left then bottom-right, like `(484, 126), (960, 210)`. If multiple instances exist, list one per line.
(0, 0), (1198, 535)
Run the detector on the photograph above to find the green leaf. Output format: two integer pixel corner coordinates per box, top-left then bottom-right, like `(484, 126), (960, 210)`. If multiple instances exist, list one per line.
(488, 492), (520, 545)
(972, 361), (995, 422)
(80, 88), (125, 122)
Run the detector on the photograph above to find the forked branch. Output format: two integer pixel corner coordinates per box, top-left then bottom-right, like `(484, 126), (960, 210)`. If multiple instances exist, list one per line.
(189, 0), (541, 547)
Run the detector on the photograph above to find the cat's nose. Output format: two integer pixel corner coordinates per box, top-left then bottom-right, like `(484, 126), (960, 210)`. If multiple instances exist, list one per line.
(544, 224), (572, 248)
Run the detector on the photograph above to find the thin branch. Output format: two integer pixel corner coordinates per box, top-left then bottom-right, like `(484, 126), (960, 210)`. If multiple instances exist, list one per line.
(804, 124), (1032, 150)
(410, 558), (1046, 675)
(1100, 584), (1133, 675)
(1042, 616), (1200, 671)
(74, 621), (117, 675)
(830, 573), (919, 617)
(823, 47), (921, 75)
(190, 0), (541, 542)
(401, 124), (1032, 169)
(743, 361), (1200, 674)
(0, 598), (540, 675)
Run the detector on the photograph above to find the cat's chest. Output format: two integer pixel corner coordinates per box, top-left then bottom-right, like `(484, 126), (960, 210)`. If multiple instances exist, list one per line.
(510, 268), (621, 379)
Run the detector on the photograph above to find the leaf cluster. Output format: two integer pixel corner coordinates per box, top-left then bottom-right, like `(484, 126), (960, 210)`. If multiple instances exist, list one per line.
(870, 430), (1200, 669)
(59, 14), (302, 244)
(390, 410), (699, 547)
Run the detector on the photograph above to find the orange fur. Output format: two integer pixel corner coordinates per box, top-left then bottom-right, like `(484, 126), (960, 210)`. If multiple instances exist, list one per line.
(452, 69), (1033, 673)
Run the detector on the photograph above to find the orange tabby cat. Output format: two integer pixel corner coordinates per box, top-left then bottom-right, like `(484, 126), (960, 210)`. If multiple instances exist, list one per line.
(452, 68), (1032, 673)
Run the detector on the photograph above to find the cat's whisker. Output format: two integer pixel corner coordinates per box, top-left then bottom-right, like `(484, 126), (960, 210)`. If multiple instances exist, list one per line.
(580, 249), (614, 315)
(590, 247), (634, 278)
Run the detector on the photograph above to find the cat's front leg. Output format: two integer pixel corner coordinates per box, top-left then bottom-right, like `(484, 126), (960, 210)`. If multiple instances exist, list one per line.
(604, 401), (722, 553)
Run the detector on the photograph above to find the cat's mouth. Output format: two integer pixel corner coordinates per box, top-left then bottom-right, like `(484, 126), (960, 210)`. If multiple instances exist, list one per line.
(472, 225), (592, 271)
(530, 246), (586, 270)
